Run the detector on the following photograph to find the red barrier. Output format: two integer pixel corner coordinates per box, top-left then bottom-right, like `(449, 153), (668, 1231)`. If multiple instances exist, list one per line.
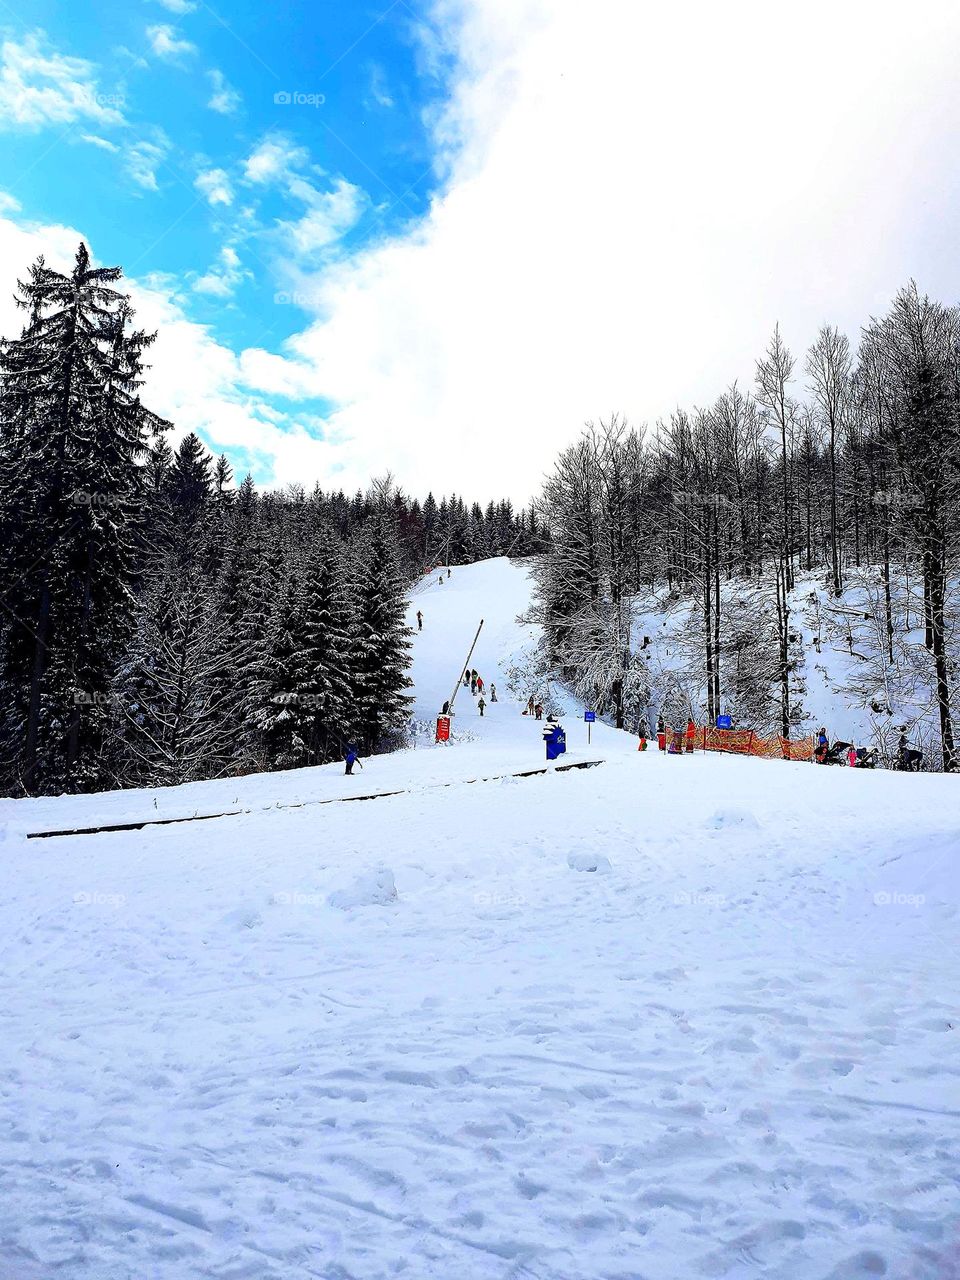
(691, 726), (815, 762)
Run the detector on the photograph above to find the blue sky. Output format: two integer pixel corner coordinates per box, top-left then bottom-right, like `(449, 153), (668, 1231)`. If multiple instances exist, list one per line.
(3, 0), (447, 356)
(1, 1), (960, 502)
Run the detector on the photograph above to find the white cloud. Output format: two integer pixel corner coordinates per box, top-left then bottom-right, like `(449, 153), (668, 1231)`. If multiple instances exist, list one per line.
(153, 0), (197, 12)
(262, 0), (960, 501)
(193, 245), (247, 297)
(124, 133), (170, 190)
(146, 24), (197, 61)
(113, 45), (149, 70)
(195, 166), (234, 206)
(281, 175), (364, 255)
(80, 133), (119, 152)
(365, 63), (394, 110)
(207, 68), (240, 115)
(0, 30), (125, 130)
(243, 134), (307, 185)
(0, 191), (20, 213)
(241, 136), (365, 259)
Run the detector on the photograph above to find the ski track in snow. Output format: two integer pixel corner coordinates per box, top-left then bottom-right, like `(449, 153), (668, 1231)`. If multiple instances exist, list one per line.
(1, 558), (959, 1279)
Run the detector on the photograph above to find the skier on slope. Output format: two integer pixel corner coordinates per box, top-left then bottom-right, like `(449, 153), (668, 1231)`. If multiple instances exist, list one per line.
(344, 743), (362, 776)
(478, 696), (487, 717)
(416, 609), (423, 631)
(476, 675), (484, 695)
(656, 713), (666, 752)
(490, 683), (498, 703)
(525, 696), (535, 716)
(463, 670), (470, 688)
(470, 672), (478, 695)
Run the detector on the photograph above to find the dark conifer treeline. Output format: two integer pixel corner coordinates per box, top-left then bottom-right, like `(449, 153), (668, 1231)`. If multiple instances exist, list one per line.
(0, 245), (545, 795)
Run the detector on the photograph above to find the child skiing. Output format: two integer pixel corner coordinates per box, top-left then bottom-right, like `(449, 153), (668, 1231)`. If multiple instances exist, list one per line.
(478, 695), (486, 717)
(490, 683), (498, 703)
(344, 744), (362, 775)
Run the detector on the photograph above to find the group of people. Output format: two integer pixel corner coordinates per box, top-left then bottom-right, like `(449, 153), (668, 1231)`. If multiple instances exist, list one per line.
(816, 727), (919, 770)
(462, 667), (497, 716)
(654, 714), (697, 755)
(523, 696), (546, 720)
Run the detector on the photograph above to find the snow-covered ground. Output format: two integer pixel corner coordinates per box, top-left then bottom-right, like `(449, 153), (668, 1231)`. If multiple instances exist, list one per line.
(2, 558), (959, 1279)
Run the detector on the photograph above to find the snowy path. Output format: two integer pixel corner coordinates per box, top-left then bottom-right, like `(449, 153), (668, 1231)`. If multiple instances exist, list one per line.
(2, 559), (959, 1279)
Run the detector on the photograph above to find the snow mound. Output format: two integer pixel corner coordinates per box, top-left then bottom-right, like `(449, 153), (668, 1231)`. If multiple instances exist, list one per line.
(705, 807), (760, 830)
(219, 905), (263, 930)
(328, 865), (398, 910)
(567, 851), (612, 873)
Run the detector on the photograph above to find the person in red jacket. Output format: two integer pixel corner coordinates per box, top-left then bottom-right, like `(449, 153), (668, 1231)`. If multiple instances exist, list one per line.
(685, 718), (696, 753)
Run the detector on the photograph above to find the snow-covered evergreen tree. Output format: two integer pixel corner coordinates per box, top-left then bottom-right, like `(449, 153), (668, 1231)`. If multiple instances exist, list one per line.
(297, 530), (356, 763)
(351, 520), (413, 752)
(0, 244), (157, 793)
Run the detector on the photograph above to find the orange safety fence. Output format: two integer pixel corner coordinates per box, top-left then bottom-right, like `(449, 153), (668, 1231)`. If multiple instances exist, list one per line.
(663, 726), (816, 762)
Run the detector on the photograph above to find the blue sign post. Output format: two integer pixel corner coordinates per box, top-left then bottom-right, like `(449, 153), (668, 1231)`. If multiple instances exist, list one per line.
(716, 714), (732, 730)
(584, 710), (596, 745)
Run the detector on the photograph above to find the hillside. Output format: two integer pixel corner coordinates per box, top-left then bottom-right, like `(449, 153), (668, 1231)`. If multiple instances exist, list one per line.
(1, 559), (958, 1280)
(632, 564), (946, 760)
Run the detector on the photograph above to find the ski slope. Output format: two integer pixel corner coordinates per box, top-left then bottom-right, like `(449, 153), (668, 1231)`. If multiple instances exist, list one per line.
(2, 558), (959, 1280)
(407, 557), (633, 759)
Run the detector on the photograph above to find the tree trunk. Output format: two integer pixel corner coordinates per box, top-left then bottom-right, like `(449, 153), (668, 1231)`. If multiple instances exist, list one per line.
(927, 540), (955, 770)
(829, 417), (841, 593)
(775, 558), (790, 740)
(22, 582), (51, 794)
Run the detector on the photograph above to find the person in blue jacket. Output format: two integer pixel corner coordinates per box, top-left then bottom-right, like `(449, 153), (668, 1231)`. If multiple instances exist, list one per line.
(344, 744), (362, 775)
